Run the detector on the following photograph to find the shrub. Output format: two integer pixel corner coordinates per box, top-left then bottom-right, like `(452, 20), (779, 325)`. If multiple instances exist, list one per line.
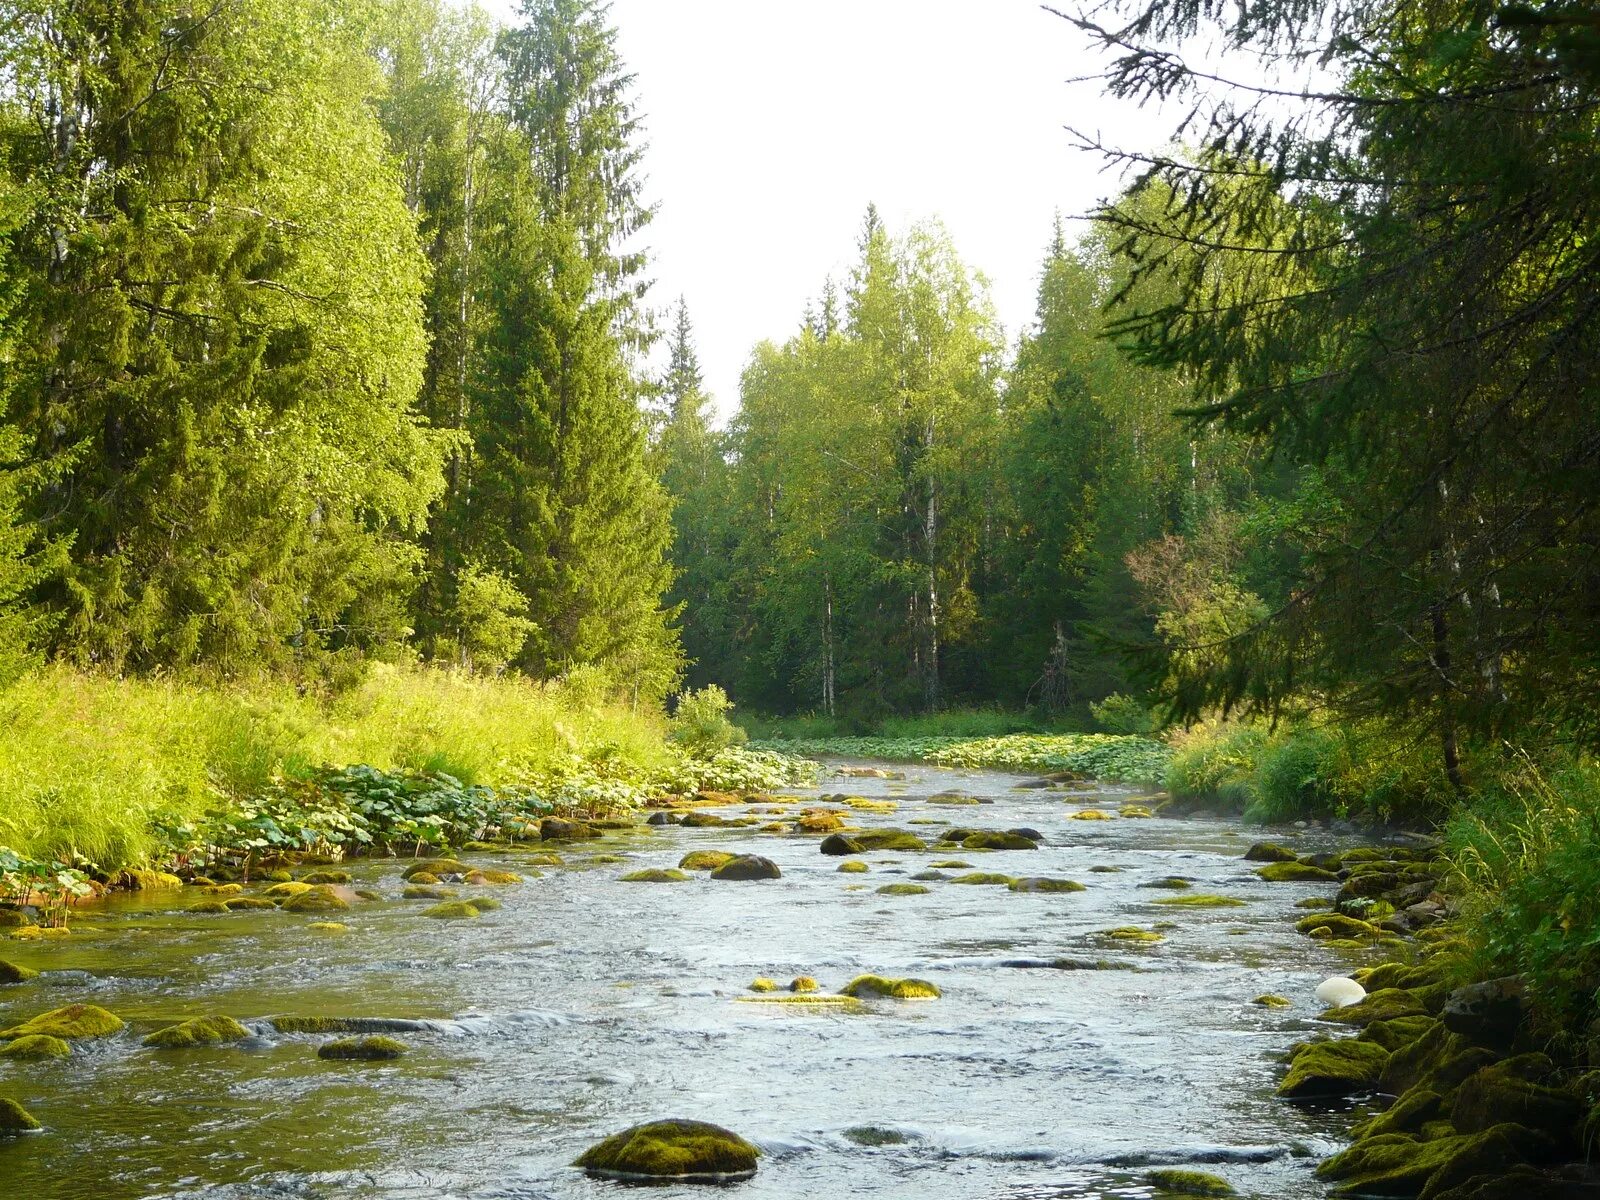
(668, 685), (748, 757)
(1090, 693), (1157, 736)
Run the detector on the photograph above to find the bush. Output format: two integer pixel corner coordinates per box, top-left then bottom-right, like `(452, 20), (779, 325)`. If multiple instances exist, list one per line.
(1165, 722), (1268, 812)
(1249, 728), (1345, 823)
(668, 685), (748, 757)
(1090, 693), (1157, 736)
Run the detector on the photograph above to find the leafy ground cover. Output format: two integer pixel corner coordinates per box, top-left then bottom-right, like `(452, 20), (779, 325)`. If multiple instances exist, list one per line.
(750, 733), (1170, 784)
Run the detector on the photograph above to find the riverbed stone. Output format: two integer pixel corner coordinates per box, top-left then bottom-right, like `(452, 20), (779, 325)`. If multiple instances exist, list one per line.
(574, 1118), (760, 1181)
(837, 860), (868, 873)
(421, 900), (483, 919)
(875, 883), (930, 895)
(0, 1004), (124, 1042)
(1441, 977), (1527, 1046)
(789, 976), (820, 993)
(1315, 1122), (1542, 1198)
(1257, 861), (1340, 882)
(1279, 1038), (1390, 1098)
(820, 833), (865, 856)
(142, 1015), (251, 1049)
(621, 869), (690, 883)
(851, 829), (928, 852)
(0, 1034), (69, 1060)
(281, 887), (350, 914)
(464, 869), (522, 885)
(949, 872), (1016, 886)
(679, 851), (736, 871)
(540, 818), (600, 841)
(1153, 894), (1247, 907)
(224, 897), (278, 911)
(1450, 1057), (1583, 1143)
(0, 961), (38, 984)
(401, 859), (470, 880)
(403, 884), (457, 900)
(318, 1035), (406, 1061)
(0, 1098), (40, 1133)
(1244, 842), (1300, 863)
(710, 855), (781, 881)
(840, 974), (941, 999)
(1145, 1168), (1236, 1196)
(962, 831), (1037, 850)
(1325, 988), (1431, 1026)
(300, 871), (351, 885)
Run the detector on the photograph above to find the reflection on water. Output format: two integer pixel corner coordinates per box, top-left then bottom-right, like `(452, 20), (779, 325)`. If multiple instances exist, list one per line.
(0, 762), (1382, 1198)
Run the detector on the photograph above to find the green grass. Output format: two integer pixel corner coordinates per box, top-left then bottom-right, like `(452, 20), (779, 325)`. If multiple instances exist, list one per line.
(747, 731), (1170, 784)
(740, 708), (1085, 741)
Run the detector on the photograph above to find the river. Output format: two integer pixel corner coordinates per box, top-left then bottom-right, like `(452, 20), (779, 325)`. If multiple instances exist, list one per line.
(0, 761), (1382, 1198)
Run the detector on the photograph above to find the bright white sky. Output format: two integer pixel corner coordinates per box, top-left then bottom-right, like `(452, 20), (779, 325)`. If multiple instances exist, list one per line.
(484, 1), (1173, 419)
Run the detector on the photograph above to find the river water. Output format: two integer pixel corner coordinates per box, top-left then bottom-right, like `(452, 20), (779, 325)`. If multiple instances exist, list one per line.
(0, 762), (1384, 1199)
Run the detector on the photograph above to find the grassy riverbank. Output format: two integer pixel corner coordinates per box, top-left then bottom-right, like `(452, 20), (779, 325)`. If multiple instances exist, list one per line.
(748, 731), (1171, 784)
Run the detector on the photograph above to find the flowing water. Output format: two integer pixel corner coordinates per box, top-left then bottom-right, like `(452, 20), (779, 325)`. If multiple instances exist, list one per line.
(0, 762), (1388, 1199)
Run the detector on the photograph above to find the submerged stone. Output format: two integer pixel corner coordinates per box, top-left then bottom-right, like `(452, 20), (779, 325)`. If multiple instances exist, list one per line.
(1139, 877), (1194, 890)
(142, 1015), (251, 1049)
(1099, 927), (1164, 943)
(1253, 995), (1293, 1008)
(0, 1004), (124, 1042)
(401, 859), (470, 880)
(574, 1118), (760, 1182)
(422, 900), (483, 919)
(0, 1034), (69, 1060)
(875, 883), (930, 896)
(0, 1098), (40, 1133)
(840, 974), (941, 999)
(1146, 1168), (1236, 1196)
(318, 1035), (406, 1061)
(949, 873), (1016, 886)
(843, 1125), (911, 1146)
(620, 869), (691, 883)
(300, 871), (351, 885)
(403, 884), (457, 900)
(281, 888), (350, 914)
(1153, 894), (1247, 908)
(928, 860), (973, 869)
(837, 861), (869, 874)
(1008, 877), (1086, 893)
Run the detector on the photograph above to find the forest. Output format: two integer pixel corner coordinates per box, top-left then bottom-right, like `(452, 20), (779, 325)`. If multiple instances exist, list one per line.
(2, 0), (1600, 1106)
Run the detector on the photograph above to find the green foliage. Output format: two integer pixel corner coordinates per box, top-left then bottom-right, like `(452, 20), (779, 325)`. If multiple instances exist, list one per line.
(445, 563), (537, 673)
(0, 846), (92, 927)
(751, 732), (1169, 784)
(668, 685), (748, 758)
(1090, 694), (1157, 735)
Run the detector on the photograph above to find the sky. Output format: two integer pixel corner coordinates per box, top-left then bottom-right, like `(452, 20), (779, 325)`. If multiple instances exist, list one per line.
(484, 1), (1174, 419)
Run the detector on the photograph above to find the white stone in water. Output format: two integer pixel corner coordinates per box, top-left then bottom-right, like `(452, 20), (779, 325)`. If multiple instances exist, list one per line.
(1316, 977), (1367, 1008)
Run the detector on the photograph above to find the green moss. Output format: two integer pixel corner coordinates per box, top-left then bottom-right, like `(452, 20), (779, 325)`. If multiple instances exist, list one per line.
(224, 897), (278, 911)
(1119, 805), (1154, 818)
(949, 872), (1017, 886)
(1257, 861), (1340, 883)
(189, 901), (232, 914)
(926, 794), (980, 805)
(1143, 877), (1194, 890)
(1153, 894), (1248, 907)
(309, 922), (348, 933)
(263, 882), (315, 898)
(0, 961), (39, 984)
(588, 854), (628, 864)
(0, 1034), (69, 1060)
(1296, 897), (1335, 910)
(142, 1015), (251, 1049)
(735, 994), (864, 1009)
(851, 829), (928, 852)
(317, 1035), (406, 1061)
(789, 976), (820, 993)
(1243, 842), (1300, 863)
(911, 870), (950, 881)
(1352, 1089), (1443, 1140)
(1089, 865), (1124, 873)
(928, 860), (973, 869)
(837, 861), (869, 874)
(281, 888), (350, 914)
(1451, 1059), (1584, 1136)
(1099, 927), (1164, 943)
(0, 910), (29, 927)
(1146, 1168), (1236, 1196)
(1279, 1038), (1390, 1098)
(1298, 913), (1385, 939)
(464, 869), (522, 885)
(1008, 877), (1086, 893)
(300, 871), (351, 885)
(402, 859), (469, 880)
(403, 884), (457, 900)
(422, 900), (483, 919)
(574, 1118), (760, 1181)
(270, 1016), (381, 1034)
(840, 974), (941, 999)
(1315, 1124), (1531, 1196)
(1, 1003), (124, 1042)
(1253, 994), (1293, 1008)
(1358, 1014), (1438, 1053)
(748, 978), (780, 992)
(962, 831), (1037, 850)
(521, 853), (564, 866)
(406, 871), (440, 884)
(678, 851), (736, 871)
(1325, 988), (1430, 1026)
(875, 883), (930, 895)
(0, 1098), (41, 1133)
(620, 868), (690, 883)
(843, 1125), (910, 1145)
(200, 883), (243, 896)
(1068, 809), (1112, 821)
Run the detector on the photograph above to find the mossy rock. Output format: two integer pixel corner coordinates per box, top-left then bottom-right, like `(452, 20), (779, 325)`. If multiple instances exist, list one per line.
(736, 994), (864, 1010)
(281, 888), (350, 914)
(1298, 912), (1385, 939)
(521, 852), (564, 866)
(1296, 896), (1336, 910)
(679, 851), (736, 872)
(1069, 809), (1112, 821)
(318, 1035), (406, 1061)
(0, 961), (39, 985)
(621, 868), (691, 883)
(843, 1125), (910, 1145)
(1253, 994), (1293, 1008)
(1315, 1123), (1538, 1197)
(142, 1015), (251, 1049)
(926, 793), (980, 806)
(820, 834), (865, 856)
(1353, 1089), (1444, 1140)
(949, 872), (1016, 886)
(1089, 865), (1124, 873)
(911, 870), (950, 881)
(1325, 988), (1431, 1027)
(1244, 841), (1300, 863)
(588, 854), (629, 865)
(113, 868), (186, 892)
(1140, 876), (1194, 890)
(189, 900), (232, 914)
(1357, 960), (1451, 992)
(263, 882), (315, 899)
(270, 1016), (420, 1035)
(406, 871), (440, 885)
(748, 978), (780, 993)
(402, 859), (470, 880)
(264, 869), (294, 883)
(0, 1034), (69, 1060)
(1359, 1014), (1439, 1053)
(464, 869), (523, 885)
(837, 861), (869, 874)
(840, 974), (941, 999)
(540, 818), (600, 840)
(573, 1118), (760, 1181)
(1099, 927), (1163, 943)
(403, 884), (458, 900)
(1279, 1038), (1390, 1099)
(421, 900), (483, 919)
(1, 1003), (124, 1042)
(10, 925), (71, 941)
(1119, 805), (1154, 818)
(200, 883), (244, 896)
(1153, 894), (1248, 908)
(710, 855), (781, 881)
(1451, 1058), (1583, 1139)
(0, 1097), (41, 1133)
(796, 811), (846, 832)
(224, 897), (278, 911)
(851, 829), (928, 852)
(1009, 877), (1086, 893)
(928, 860), (972, 869)
(300, 871), (351, 885)
(875, 883), (930, 896)
(1257, 861), (1340, 883)
(680, 812), (731, 828)
(789, 976), (820, 993)
(1146, 1168), (1236, 1196)
(309, 922), (348, 934)
(962, 831), (1037, 851)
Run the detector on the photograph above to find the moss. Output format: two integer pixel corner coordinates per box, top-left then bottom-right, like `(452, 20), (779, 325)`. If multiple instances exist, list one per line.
(1142, 877), (1194, 890)
(911, 870), (950, 881)
(1, 1003), (124, 1041)
(573, 1118), (760, 1181)
(621, 868), (691, 883)
(840, 974), (941, 999)
(1244, 842), (1301, 863)
(406, 871), (441, 885)
(710, 855), (781, 881)
(224, 897), (278, 911)
(422, 900), (483, 919)
(0, 961), (39, 985)
(521, 853), (564, 866)
(843, 1125), (910, 1145)
(281, 888), (350, 914)
(189, 900), (232, 914)
(142, 1015), (251, 1049)
(317, 1035), (406, 1061)
(796, 811), (847, 832)
(1119, 805), (1155, 818)
(271, 1016), (414, 1034)
(1359, 1014), (1439, 1053)
(679, 851), (736, 872)
(589, 854), (628, 864)
(263, 882), (315, 899)
(1279, 1038), (1390, 1099)
(1296, 897), (1336, 910)
(299, 871), (351, 885)
(949, 872), (1017, 886)
(1325, 988), (1431, 1026)
(1315, 1124), (1534, 1197)
(1099, 927), (1164, 943)
(1353, 1089), (1444, 1140)
(1008, 877), (1086, 893)
(1069, 809), (1112, 821)
(1451, 1060), (1583, 1138)
(962, 831), (1037, 850)
(0, 1097), (41, 1133)
(464, 869), (522, 885)
(1153, 894), (1248, 908)
(851, 829), (928, 852)
(928, 860), (973, 869)
(10, 926), (71, 941)
(0, 1034), (69, 1060)
(309, 922), (348, 933)
(789, 976), (820, 993)
(403, 884), (458, 900)
(736, 994), (864, 1010)
(1298, 913), (1385, 939)
(875, 883), (931, 895)
(200, 883), (244, 896)
(927, 794), (980, 806)
(0, 910), (29, 927)
(748, 978), (780, 993)
(1146, 1168), (1236, 1196)
(1253, 994), (1294, 1008)
(402, 859), (470, 880)
(1257, 861), (1340, 883)
(837, 861), (869, 874)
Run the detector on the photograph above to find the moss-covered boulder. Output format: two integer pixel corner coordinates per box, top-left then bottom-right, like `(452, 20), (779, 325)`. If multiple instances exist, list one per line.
(837, 860), (869, 874)
(796, 811), (846, 832)
(747, 978), (779, 993)
(574, 1118), (760, 1182)
(422, 900), (483, 919)
(1244, 842), (1300, 863)
(309, 922), (348, 934)
(142, 1015), (251, 1049)
(1381, 1021), (1492, 1095)
(679, 851), (736, 872)
(540, 818), (599, 841)
(300, 871), (351, 885)
(621, 869), (691, 883)
(1099, 927), (1164, 943)
(263, 881), (315, 899)
(1360, 1014), (1440, 1053)
(0, 910), (29, 928)
(0, 1034), (69, 1060)
(401, 859), (470, 880)
(188, 900), (232, 914)
(820, 834), (865, 856)
(1146, 1168), (1236, 1196)
(949, 872), (1016, 886)
(1315, 1123), (1538, 1197)
(1298, 912), (1386, 939)
(1153, 894), (1248, 908)
(0, 1097), (41, 1133)
(1325, 988), (1431, 1027)
(0, 961), (39, 985)
(1450, 1057), (1583, 1141)
(225, 897), (279, 912)
(875, 883), (930, 896)
(281, 888), (350, 914)
(317, 1035), (406, 1061)
(1, 1004), (124, 1042)
(1140, 876), (1194, 890)
(200, 883), (244, 896)
(403, 884), (457, 900)
(789, 976), (820, 993)
(840, 974), (940, 999)
(1279, 1039), (1390, 1099)
(1257, 861), (1340, 883)
(465, 869), (522, 885)
(852, 829), (928, 852)
(962, 831), (1037, 851)
(1353, 1089), (1444, 1140)
(1069, 809), (1112, 821)
(929, 859), (973, 869)
(1008, 877), (1086, 893)
(1253, 994), (1293, 1008)
(927, 793), (980, 806)
(710, 855), (781, 881)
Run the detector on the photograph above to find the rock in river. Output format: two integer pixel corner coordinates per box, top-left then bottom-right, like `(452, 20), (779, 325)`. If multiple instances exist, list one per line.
(574, 1118), (760, 1182)
(710, 855), (781, 881)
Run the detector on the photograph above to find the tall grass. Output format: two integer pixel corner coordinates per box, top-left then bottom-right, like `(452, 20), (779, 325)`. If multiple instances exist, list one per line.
(0, 664), (672, 869)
